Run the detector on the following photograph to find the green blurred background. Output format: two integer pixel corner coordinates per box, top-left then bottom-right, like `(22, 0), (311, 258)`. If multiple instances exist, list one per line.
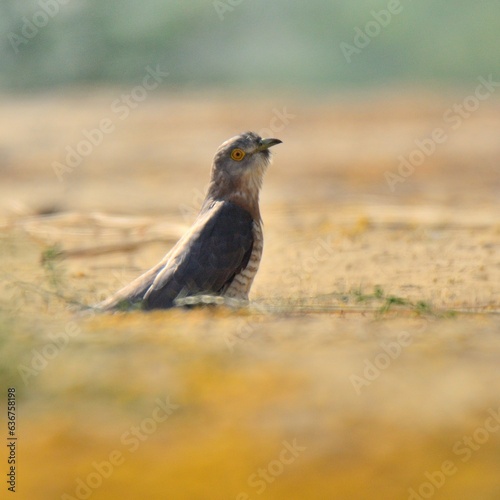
(1, 0), (500, 92)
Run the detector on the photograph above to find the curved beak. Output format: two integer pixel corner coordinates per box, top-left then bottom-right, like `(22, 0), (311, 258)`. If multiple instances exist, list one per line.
(256, 137), (282, 152)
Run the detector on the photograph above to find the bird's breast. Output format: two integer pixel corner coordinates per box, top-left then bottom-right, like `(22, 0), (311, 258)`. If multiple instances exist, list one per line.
(224, 221), (263, 300)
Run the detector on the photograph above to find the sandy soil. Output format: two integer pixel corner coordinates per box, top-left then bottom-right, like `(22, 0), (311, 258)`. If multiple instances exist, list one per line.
(0, 90), (499, 499)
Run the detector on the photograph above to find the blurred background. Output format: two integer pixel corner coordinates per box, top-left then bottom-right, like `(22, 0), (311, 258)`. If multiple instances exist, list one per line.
(2, 0), (500, 90)
(0, 0), (499, 215)
(1, 2), (500, 499)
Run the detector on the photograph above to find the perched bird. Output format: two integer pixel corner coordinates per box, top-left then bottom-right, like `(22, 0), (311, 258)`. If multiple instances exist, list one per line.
(98, 132), (282, 311)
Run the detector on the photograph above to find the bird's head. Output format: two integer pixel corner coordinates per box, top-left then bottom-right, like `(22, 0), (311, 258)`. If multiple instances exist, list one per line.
(206, 132), (282, 219)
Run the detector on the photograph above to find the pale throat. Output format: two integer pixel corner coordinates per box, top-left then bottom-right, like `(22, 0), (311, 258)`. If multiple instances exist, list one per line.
(207, 164), (266, 221)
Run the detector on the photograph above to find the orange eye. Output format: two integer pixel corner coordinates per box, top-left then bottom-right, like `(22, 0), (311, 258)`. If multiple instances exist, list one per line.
(230, 148), (246, 161)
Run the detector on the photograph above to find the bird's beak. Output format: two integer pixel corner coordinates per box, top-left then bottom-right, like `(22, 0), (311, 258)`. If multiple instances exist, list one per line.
(256, 138), (283, 152)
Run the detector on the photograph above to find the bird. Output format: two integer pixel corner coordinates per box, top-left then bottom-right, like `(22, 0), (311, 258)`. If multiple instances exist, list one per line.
(97, 131), (282, 311)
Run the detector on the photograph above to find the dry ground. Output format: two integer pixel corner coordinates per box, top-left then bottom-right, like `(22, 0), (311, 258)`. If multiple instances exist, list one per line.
(0, 90), (499, 500)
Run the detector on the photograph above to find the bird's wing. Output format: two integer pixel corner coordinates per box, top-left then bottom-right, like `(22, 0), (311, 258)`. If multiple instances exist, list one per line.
(143, 201), (254, 309)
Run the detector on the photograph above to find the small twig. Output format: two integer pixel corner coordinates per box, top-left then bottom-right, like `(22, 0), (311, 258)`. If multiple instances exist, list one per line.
(50, 237), (177, 260)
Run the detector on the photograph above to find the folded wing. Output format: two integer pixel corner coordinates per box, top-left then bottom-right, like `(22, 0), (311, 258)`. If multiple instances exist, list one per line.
(99, 201), (254, 310)
(144, 201), (254, 309)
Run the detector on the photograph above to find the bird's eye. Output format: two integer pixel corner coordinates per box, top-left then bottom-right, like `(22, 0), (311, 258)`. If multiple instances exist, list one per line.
(230, 148), (246, 161)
